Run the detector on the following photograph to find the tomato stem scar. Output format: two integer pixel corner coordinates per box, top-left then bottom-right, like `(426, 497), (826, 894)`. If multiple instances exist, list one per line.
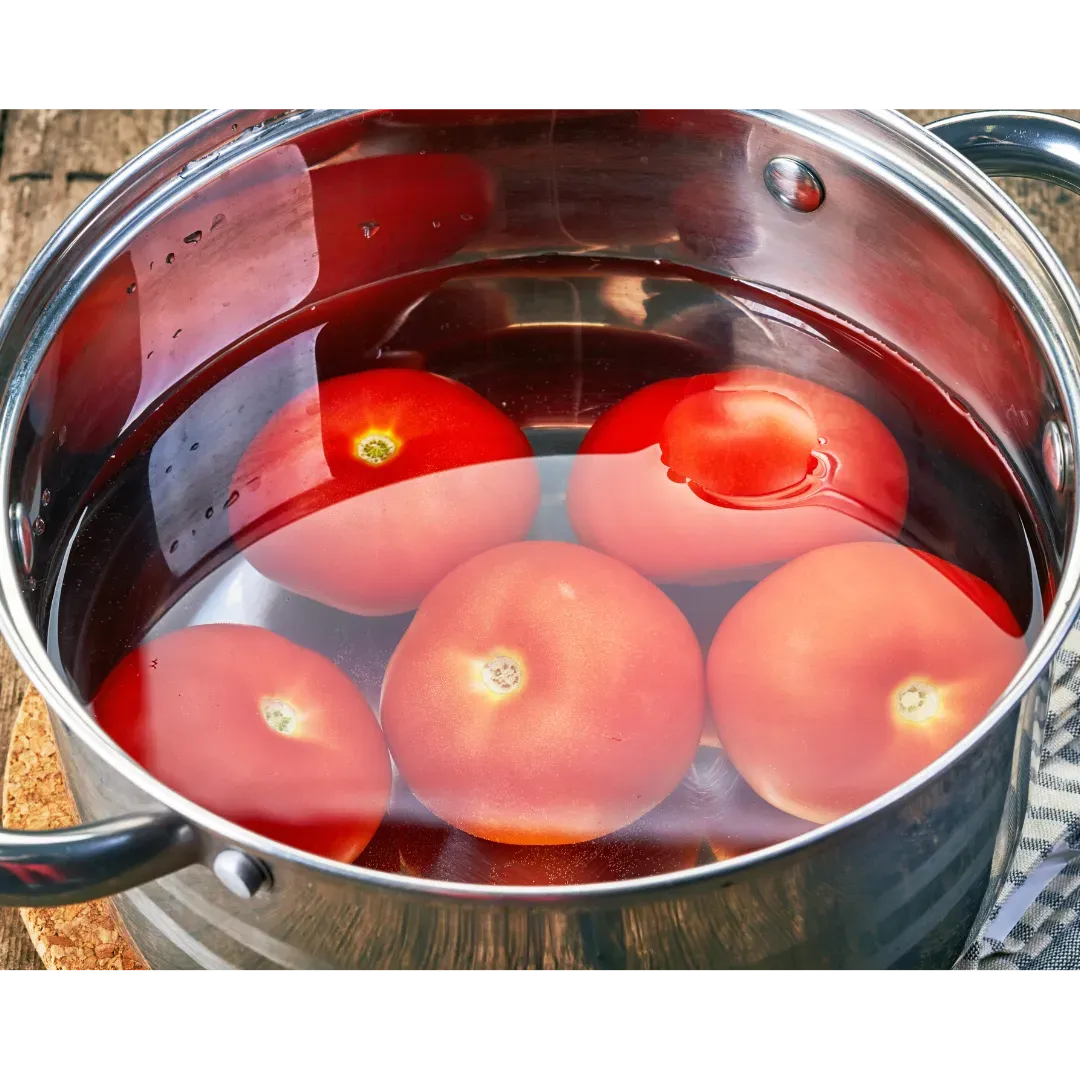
(261, 697), (301, 735)
(354, 432), (398, 466)
(481, 656), (523, 695)
(893, 680), (940, 725)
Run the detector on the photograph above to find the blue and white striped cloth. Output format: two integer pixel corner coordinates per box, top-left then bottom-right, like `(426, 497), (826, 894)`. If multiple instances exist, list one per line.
(959, 627), (1080, 968)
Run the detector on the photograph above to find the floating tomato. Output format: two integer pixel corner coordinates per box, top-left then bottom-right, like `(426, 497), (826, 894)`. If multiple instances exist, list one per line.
(568, 367), (909, 584)
(380, 541), (705, 845)
(228, 368), (540, 616)
(707, 542), (1028, 824)
(91, 624), (392, 862)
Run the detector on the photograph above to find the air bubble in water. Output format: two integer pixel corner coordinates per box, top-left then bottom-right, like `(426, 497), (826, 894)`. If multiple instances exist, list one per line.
(190, 442), (199, 452)
(184, 230), (203, 245)
(224, 490), (240, 509)
(360, 222), (381, 239)
(205, 506), (214, 520)
(211, 213), (226, 231)
(165, 252), (175, 264)
(169, 540), (179, 554)
(41, 489), (51, 507)
(32, 517), (45, 536)
(127, 282), (137, 295)
(431, 219), (441, 229)
(460, 212), (473, 221)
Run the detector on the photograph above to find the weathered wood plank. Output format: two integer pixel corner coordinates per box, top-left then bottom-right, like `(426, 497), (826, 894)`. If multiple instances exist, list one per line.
(0, 109), (198, 970)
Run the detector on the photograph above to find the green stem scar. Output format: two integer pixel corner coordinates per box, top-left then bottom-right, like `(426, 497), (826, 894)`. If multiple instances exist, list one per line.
(482, 656), (523, 695)
(894, 680), (940, 725)
(354, 432), (398, 466)
(261, 697), (301, 735)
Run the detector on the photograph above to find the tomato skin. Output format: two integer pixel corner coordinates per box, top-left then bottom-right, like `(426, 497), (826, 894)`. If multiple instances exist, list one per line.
(706, 542), (1028, 824)
(661, 387), (818, 498)
(91, 624), (392, 863)
(380, 540), (705, 846)
(229, 369), (540, 616)
(568, 367), (909, 584)
(358, 772), (702, 886)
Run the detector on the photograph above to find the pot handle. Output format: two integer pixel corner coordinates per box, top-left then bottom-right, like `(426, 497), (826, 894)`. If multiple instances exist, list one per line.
(926, 110), (1080, 192)
(0, 812), (199, 906)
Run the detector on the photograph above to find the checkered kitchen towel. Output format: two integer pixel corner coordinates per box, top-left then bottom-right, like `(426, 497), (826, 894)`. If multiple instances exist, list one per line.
(958, 624), (1080, 968)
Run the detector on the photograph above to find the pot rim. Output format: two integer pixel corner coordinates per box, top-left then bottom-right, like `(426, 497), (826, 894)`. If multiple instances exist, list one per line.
(2, 108), (1078, 904)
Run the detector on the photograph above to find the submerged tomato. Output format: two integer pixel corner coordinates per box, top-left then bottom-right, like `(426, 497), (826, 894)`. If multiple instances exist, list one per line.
(380, 541), (705, 845)
(707, 542), (1028, 824)
(228, 369), (540, 615)
(567, 367), (909, 584)
(92, 624), (392, 862)
(359, 771), (704, 886)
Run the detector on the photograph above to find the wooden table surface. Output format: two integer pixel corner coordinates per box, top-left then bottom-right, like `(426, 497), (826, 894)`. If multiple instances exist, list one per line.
(2, 108), (1080, 970)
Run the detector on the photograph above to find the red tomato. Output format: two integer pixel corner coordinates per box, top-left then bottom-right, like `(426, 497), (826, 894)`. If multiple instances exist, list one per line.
(568, 367), (909, 584)
(380, 541), (705, 845)
(91, 624), (392, 862)
(662, 387), (819, 497)
(707, 542), (1028, 824)
(228, 369), (540, 616)
(358, 772), (702, 886)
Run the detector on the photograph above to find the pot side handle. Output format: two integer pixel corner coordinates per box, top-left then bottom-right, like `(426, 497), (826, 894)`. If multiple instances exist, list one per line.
(0, 812), (199, 906)
(927, 110), (1080, 193)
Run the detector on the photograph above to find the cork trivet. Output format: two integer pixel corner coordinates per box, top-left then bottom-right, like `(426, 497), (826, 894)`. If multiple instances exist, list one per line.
(1, 687), (148, 970)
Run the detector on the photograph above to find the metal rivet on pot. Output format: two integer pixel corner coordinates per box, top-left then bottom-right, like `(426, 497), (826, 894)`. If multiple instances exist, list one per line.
(764, 157), (825, 213)
(10, 503), (33, 575)
(212, 850), (272, 899)
(1042, 419), (1072, 492)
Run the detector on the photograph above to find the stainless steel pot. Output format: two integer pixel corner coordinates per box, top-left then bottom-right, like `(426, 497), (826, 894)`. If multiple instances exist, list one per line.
(2, 109), (1080, 969)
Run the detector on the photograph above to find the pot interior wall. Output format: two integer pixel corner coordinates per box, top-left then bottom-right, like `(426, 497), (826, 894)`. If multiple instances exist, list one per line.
(2, 108), (1064, 710)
